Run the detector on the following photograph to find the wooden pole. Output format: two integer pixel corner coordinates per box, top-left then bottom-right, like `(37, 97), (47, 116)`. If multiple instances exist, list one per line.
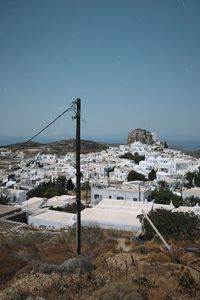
(75, 98), (81, 255)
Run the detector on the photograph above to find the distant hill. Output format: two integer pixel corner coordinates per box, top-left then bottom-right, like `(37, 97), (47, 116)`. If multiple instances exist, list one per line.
(5, 141), (42, 149)
(185, 149), (200, 158)
(2, 139), (109, 157)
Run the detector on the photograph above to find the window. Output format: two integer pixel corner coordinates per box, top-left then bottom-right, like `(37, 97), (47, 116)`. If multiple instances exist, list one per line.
(117, 196), (124, 200)
(109, 195), (112, 199)
(133, 197), (137, 201)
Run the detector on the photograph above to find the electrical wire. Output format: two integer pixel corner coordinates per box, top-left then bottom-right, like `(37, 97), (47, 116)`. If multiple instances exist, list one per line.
(0, 100), (76, 163)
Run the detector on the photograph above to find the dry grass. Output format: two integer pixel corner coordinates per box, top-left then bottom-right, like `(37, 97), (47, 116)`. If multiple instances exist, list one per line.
(0, 227), (200, 299)
(88, 281), (144, 300)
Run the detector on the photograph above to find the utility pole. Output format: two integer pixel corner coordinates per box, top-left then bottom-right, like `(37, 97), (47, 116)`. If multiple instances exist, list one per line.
(75, 98), (81, 255)
(138, 182), (141, 202)
(180, 177), (183, 199)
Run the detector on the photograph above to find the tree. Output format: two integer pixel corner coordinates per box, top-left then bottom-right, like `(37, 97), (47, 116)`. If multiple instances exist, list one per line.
(50, 202), (86, 214)
(119, 152), (145, 164)
(143, 209), (200, 241)
(66, 178), (75, 191)
(8, 174), (16, 181)
(194, 171), (200, 187)
(164, 141), (168, 148)
(184, 170), (200, 188)
(148, 168), (157, 180)
(152, 189), (173, 205)
(157, 180), (168, 190)
(27, 181), (68, 199)
(81, 181), (90, 190)
(127, 170), (146, 182)
(171, 194), (183, 208)
(185, 172), (195, 188)
(0, 195), (9, 205)
(104, 167), (114, 177)
(133, 152), (145, 165)
(151, 188), (183, 207)
(56, 176), (67, 188)
(119, 152), (135, 160)
(183, 196), (200, 207)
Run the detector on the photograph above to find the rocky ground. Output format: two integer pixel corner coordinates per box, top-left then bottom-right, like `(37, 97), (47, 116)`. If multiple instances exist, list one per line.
(0, 224), (200, 300)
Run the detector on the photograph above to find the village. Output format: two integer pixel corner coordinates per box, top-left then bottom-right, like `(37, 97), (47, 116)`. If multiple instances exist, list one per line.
(1, 131), (200, 299)
(0, 129), (200, 233)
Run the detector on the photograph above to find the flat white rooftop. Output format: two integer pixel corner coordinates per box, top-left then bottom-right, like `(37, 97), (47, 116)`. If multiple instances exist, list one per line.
(29, 210), (76, 229)
(47, 195), (76, 208)
(183, 187), (200, 195)
(22, 197), (44, 213)
(81, 199), (151, 231)
(48, 195), (76, 202)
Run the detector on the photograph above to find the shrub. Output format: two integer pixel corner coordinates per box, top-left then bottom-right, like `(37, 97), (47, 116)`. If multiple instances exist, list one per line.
(27, 178), (68, 199)
(50, 202), (86, 214)
(127, 170), (146, 182)
(0, 195), (9, 205)
(135, 245), (147, 254)
(143, 209), (200, 241)
(143, 252), (170, 263)
(169, 246), (184, 264)
(88, 281), (143, 300)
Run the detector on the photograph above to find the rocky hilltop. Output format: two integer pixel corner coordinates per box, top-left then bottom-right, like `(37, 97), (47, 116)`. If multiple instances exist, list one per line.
(127, 129), (155, 145)
(127, 128), (168, 148)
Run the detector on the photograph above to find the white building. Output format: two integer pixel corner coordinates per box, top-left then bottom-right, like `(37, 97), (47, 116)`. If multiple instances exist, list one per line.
(21, 197), (46, 215)
(81, 199), (148, 231)
(0, 148), (11, 156)
(47, 195), (76, 208)
(28, 210), (76, 229)
(0, 187), (27, 204)
(182, 187), (200, 199)
(36, 154), (57, 164)
(109, 166), (130, 181)
(8, 189), (27, 204)
(91, 181), (151, 205)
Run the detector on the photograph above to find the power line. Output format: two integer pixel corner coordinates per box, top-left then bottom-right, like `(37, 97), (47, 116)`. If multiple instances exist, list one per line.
(0, 101), (75, 163)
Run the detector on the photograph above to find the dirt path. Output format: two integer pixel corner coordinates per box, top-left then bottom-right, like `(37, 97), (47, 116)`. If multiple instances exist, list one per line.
(116, 238), (132, 252)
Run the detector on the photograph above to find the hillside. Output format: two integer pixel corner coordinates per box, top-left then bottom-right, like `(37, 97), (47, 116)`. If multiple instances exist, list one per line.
(0, 224), (200, 299)
(0, 139), (109, 169)
(1, 139), (109, 157)
(185, 149), (200, 158)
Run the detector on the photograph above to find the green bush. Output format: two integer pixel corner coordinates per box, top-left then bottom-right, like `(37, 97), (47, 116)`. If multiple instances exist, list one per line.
(143, 209), (200, 241)
(119, 152), (145, 165)
(0, 195), (9, 205)
(183, 196), (200, 206)
(152, 189), (183, 207)
(27, 179), (68, 199)
(50, 202), (86, 214)
(127, 170), (146, 182)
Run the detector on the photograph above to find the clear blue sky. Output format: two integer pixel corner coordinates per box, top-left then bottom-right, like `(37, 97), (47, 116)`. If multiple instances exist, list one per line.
(0, 0), (200, 144)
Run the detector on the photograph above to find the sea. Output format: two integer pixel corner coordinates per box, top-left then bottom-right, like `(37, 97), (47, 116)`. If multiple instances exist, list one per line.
(0, 136), (200, 151)
(167, 140), (200, 151)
